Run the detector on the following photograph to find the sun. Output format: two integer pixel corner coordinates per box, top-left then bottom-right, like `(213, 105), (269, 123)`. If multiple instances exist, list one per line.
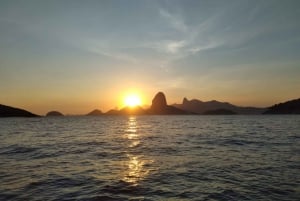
(124, 94), (141, 107)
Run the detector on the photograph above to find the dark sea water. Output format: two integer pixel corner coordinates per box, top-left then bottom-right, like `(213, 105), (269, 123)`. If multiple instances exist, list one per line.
(0, 115), (299, 201)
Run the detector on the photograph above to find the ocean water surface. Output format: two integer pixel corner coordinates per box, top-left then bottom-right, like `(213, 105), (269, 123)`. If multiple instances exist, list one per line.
(0, 115), (299, 200)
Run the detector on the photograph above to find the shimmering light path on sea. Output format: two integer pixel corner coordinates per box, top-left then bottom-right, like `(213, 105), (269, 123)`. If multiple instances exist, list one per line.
(0, 115), (299, 200)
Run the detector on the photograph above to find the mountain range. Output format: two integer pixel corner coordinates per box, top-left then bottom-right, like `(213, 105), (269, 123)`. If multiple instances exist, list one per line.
(173, 98), (266, 114)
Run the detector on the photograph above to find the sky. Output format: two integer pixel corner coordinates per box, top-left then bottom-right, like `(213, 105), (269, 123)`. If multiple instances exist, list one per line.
(0, 0), (300, 115)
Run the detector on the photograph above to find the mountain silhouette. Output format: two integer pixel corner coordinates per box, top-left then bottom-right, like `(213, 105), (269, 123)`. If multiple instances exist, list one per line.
(119, 106), (147, 115)
(87, 109), (103, 116)
(104, 92), (189, 115)
(46, 111), (64, 116)
(148, 92), (189, 115)
(105, 106), (147, 115)
(173, 98), (265, 114)
(0, 104), (39, 117)
(151, 92), (167, 110)
(263, 98), (300, 114)
(105, 109), (121, 115)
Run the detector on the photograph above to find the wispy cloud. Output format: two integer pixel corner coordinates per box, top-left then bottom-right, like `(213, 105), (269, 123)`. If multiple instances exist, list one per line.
(159, 8), (187, 33)
(155, 7), (223, 59)
(68, 37), (140, 64)
(187, 40), (223, 54)
(166, 40), (186, 54)
(94, 49), (139, 64)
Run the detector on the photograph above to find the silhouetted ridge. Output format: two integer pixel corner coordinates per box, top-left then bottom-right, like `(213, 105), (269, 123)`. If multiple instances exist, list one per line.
(0, 104), (39, 117)
(104, 92), (189, 115)
(87, 109), (103, 116)
(263, 98), (300, 114)
(119, 106), (147, 115)
(173, 98), (265, 114)
(105, 109), (120, 115)
(46, 111), (64, 116)
(105, 106), (147, 115)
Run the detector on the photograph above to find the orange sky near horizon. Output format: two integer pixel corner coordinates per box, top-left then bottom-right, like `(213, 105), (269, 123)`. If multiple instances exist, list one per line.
(2, 87), (298, 116)
(1, 1), (300, 115)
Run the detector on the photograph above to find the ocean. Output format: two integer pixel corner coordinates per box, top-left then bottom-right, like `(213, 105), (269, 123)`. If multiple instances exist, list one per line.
(0, 115), (299, 200)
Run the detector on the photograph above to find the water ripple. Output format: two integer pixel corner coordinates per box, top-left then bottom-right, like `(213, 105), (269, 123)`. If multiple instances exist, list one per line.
(0, 115), (299, 200)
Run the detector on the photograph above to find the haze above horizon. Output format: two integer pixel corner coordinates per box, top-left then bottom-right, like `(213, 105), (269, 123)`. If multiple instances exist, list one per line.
(1, 0), (299, 115)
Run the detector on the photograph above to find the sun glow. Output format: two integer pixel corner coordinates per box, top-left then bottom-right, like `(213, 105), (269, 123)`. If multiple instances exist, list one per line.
(124, 94), (142, 107)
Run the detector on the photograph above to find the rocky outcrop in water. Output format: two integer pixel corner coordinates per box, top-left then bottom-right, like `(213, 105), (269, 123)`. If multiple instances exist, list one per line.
(0, 104), (39, 117)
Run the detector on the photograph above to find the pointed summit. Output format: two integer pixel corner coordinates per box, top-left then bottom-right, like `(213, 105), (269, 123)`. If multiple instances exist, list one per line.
(183, 97), (188, 104)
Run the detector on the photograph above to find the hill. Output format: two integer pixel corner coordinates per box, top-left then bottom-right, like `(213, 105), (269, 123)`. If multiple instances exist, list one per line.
(0, 104), (39, 117)
(173, 98), (265, 114)
(46, 111), (64, 116)
(119, 106), (147, 115)
(87, 109), (103, 116)
(263, 98), (300, 114)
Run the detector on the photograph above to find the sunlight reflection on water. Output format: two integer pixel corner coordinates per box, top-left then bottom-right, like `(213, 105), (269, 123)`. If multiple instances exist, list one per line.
(122, 116), (153, 185)
(1, 116), (299, 200)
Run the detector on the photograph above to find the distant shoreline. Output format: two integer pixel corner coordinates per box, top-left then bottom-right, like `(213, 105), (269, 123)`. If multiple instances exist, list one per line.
(1, 92), (300, 117)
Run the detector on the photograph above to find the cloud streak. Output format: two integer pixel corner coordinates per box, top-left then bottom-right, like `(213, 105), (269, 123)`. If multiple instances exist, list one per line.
(159, 8), (187, 33)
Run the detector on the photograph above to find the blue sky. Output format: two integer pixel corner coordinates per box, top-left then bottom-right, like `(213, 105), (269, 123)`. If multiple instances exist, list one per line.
(0, 0), (299, 114)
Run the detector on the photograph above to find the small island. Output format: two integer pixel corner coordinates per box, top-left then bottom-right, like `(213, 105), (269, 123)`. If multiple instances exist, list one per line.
(86, 109), (103, 116)
(46, 111), (64, 117)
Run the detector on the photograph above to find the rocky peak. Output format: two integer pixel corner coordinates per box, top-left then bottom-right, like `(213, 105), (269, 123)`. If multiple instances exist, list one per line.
(183, 97), (189, 105)
(151, 92), (167, 110)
